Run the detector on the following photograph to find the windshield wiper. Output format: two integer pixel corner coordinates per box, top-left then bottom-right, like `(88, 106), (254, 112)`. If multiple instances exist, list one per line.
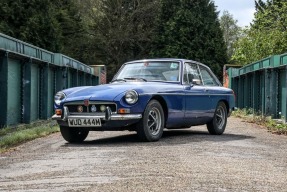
(111, 79), (127, 83)
(124, 77), (147, 82)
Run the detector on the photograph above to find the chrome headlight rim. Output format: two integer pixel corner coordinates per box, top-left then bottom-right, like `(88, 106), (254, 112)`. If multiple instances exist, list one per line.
(125, 90), (138, 105)
(54, 91), (66, 105)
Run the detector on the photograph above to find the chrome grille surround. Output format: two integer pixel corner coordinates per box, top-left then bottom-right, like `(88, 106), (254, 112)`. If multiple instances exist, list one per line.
(64, 101), (117, 114)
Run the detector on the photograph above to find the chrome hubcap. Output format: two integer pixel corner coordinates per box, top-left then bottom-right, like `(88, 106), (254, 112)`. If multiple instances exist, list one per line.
(147, 107), (162, 135)
(215, 106), (225, 129)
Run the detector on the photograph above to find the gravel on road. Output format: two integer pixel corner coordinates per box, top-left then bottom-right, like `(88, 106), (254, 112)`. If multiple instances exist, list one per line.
(0, 117), (286, 192)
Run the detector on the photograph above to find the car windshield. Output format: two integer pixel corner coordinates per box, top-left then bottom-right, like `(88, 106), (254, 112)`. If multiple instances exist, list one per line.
(114, 61), (180, 82)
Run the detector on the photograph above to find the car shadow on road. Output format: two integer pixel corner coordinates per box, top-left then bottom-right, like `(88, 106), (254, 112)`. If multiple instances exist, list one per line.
(62, 129), (255, 147)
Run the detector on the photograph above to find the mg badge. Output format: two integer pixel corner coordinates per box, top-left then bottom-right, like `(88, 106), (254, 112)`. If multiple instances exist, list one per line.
(91, 105), (97, 112)
(77, 105), (83, 113)
(84, 99), (89, 107)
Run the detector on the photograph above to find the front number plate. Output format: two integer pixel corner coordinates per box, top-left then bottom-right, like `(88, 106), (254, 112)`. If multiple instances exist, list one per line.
(68, 118), (101, 127)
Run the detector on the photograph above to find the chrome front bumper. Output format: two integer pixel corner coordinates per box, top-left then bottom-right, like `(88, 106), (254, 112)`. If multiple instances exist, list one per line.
(52, 106), (142, 121)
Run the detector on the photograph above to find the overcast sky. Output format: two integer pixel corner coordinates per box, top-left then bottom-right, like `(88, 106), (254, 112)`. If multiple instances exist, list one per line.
(214, 0), (257, 27)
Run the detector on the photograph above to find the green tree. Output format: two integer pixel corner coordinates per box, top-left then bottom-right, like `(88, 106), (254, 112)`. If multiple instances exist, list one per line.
(232, 0), (287, 65)
(0, 0), (62, 51)
(55, 0), (90, 62)
(255, 0), (267, 12)
(219, 11), (242, 63)
(85, 0), (161, 80)
(0, 0), (88, 57)
(151, 0), (227, 78)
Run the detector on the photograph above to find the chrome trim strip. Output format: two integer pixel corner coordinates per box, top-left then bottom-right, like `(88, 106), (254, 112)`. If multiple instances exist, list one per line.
(110, 114), (142, 120)
(139, 93), (234, 96)
(64, 101), (116, 105)
(68, 112), (117, 115)
(67, 115), (105, 119)
(52, 114), (142, 121)
(66, 114), (142, 121)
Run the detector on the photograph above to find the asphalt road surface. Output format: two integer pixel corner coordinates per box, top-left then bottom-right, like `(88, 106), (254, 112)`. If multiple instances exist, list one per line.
(0, 117), (287, 192)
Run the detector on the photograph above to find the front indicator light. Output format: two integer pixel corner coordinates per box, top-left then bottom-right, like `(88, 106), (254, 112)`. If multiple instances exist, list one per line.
(118, 108), (130, 114)
(55, 109), (62, 115)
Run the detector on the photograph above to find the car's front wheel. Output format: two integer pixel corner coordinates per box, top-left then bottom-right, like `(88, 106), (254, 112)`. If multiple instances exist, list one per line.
(60, 126), (89, 143)
(207, 101), (227, 135)
(137, 100), (164, 142)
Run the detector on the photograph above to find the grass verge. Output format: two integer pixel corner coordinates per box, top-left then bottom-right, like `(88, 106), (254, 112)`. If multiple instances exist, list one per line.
(0, 124), (59, 153)
(232, 108), (287, 135)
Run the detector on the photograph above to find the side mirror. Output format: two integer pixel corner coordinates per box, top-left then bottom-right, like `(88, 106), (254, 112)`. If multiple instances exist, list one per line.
(192, 79), (201, 85)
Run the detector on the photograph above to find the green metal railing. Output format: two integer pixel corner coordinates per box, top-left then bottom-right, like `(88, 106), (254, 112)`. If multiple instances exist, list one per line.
(0, 33), (99, 127)
(227, 54), (287, 122)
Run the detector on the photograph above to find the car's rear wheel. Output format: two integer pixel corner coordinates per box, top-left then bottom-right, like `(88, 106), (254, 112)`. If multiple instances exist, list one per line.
(207, 101), (227, 135)
(137, 100), (164, 142)
(60, 126), (89, 143)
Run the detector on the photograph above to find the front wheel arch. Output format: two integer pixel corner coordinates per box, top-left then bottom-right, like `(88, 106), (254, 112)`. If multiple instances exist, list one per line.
(149, 95), (168, 127)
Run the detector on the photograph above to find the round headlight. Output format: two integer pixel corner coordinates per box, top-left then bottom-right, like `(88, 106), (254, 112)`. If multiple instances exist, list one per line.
(54, 92), (66, 105)
(125, 90), (138, 105)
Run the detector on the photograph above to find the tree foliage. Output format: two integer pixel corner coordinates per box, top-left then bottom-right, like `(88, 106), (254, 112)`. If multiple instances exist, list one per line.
(85, 0), (161, 79)
(219, 11), (242, 63)
(0, 0), (228, 80)
(56, 0), (89, 61)
(151, 0), (227, 78)
(0, 0), (87, 56)
(0, 0), (61, 51)
(232, 0), (287, 65)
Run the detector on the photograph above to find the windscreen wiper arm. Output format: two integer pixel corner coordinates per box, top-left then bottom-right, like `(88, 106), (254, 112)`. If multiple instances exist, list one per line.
(124, 77), (147, 82)
(111, 79), (127, 83)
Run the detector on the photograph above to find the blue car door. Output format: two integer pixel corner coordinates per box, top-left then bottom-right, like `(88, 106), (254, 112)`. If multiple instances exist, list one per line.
(198, 65), (223, 118)
(183, 62), (212, 125)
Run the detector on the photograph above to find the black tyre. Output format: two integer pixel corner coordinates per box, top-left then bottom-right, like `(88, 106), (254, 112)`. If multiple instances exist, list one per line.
(60, 126), (89, 143)
(207, 101), (227, 135)
(137, 100), (164, 142)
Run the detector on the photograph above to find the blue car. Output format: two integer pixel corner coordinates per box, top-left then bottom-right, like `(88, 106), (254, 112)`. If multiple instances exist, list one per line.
(52, 59), (235, 142)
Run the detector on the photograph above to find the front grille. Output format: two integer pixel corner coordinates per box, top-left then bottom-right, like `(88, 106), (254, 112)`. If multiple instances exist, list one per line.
(65, 102), (117, 113)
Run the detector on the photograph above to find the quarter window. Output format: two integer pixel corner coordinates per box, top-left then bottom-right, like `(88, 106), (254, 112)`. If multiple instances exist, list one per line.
(198, 66), (219, 86)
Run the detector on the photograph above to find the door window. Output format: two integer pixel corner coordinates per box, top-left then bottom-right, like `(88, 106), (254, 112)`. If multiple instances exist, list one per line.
(183, 63), (202, 85)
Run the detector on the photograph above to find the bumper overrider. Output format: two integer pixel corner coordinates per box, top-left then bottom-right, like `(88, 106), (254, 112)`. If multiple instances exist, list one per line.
(52, 106), (142, 122)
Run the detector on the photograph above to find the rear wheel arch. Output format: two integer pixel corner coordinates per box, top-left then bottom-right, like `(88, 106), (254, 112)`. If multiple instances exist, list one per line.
(220, 99), (229, 110)
(218, 99), (229, 114)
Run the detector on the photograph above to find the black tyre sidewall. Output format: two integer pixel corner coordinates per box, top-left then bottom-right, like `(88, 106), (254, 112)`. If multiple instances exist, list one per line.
(137, 100), (164, 142)
(60, 126), (89, 143)
(207, 101), (227, 135)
